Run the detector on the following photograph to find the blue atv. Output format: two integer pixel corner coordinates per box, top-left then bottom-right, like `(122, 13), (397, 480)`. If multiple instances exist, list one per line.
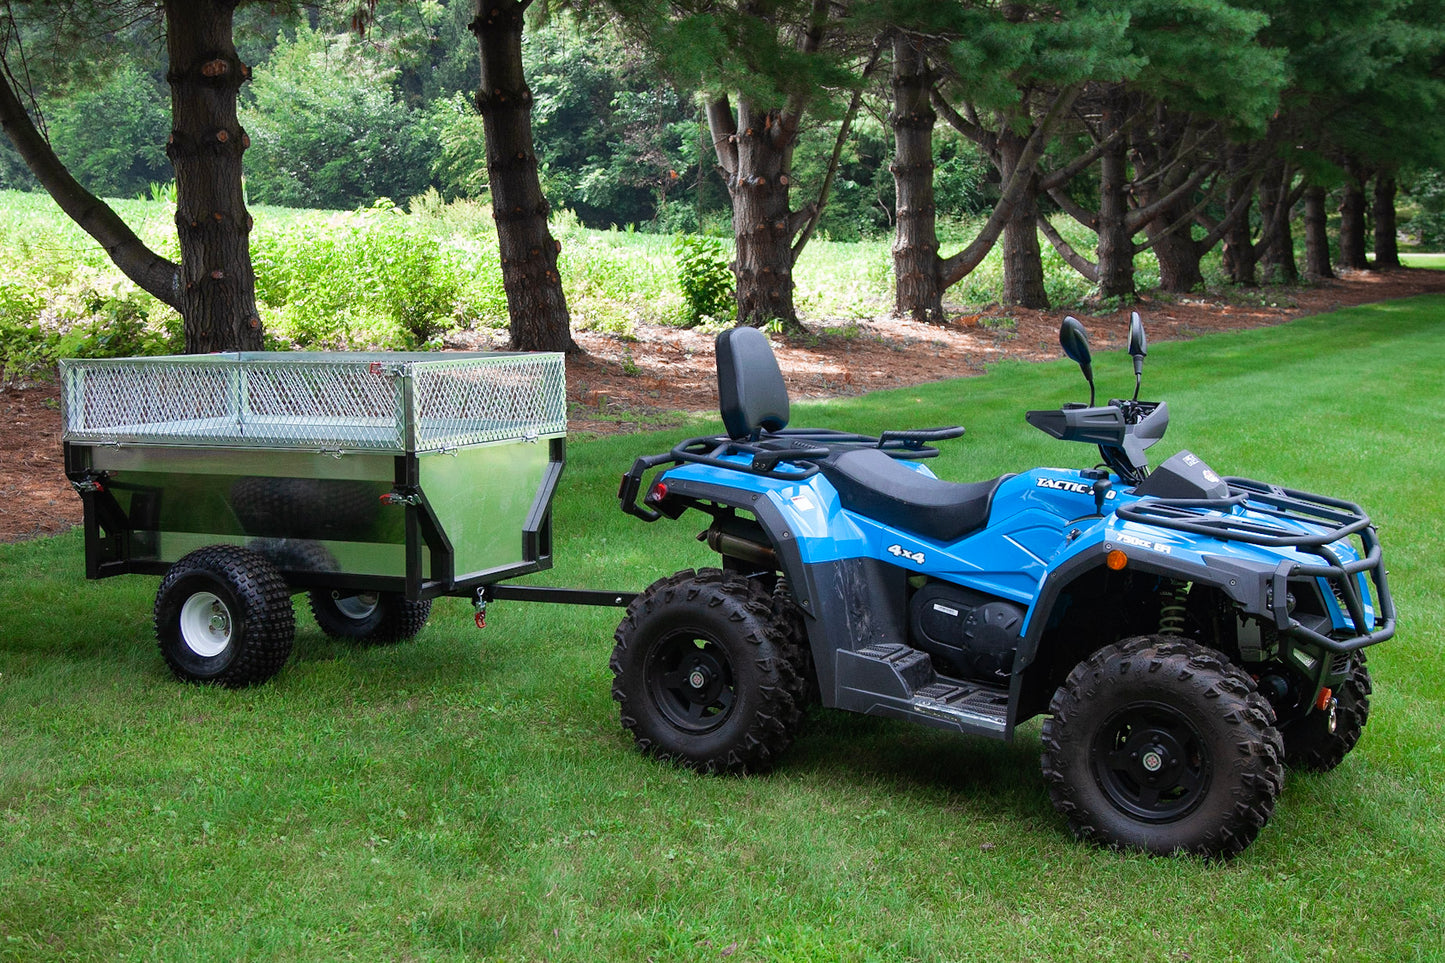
(615, 316), (1394, 857)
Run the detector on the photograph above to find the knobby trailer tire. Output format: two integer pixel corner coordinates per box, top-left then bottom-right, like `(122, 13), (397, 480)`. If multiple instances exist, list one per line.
(308, 590), (432, 643)
(154, 545), (295, 687)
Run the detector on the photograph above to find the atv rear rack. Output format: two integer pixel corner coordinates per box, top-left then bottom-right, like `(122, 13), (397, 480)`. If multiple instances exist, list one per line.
(1116, 477), (1395, 653)
(619, 426), (962, 521)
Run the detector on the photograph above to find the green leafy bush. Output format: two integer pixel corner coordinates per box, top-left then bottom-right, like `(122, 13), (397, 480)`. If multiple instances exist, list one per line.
(251, 203), (490, 350)
(672, 234), (734, 326)
(0, 285), (180, 382)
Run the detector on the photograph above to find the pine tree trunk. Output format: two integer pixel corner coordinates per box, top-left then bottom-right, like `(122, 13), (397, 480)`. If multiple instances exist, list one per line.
(1095, 92), (1133, 300)
(1147, 199), (1204, 293)
(889, 36), (943, 322)
(471, 0), (574, 352)
(1257, 173), (1298, 284)
(1221, 149), (1257, 285)
(727, 99), (798, 327)
(1338, 165), (1369, 271)
(1303, 185), (1334, 280)
(1373, 173), (1401, 270)
(164, 0), (262, 352)
(997, 130), (1048, 308)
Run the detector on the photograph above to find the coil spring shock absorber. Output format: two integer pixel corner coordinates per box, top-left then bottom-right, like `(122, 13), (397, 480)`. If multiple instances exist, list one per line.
(1158, 582), (1190, 635)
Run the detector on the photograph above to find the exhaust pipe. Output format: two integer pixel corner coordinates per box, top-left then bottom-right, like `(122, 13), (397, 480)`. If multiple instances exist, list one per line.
(705, 527), (777, 568)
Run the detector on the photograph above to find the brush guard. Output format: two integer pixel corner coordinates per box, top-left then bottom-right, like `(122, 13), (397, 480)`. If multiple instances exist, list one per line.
(1115, 477), (1395, 654)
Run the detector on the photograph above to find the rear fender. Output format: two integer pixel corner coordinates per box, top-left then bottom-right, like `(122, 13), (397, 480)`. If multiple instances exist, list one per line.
(656, 475), (909, 707)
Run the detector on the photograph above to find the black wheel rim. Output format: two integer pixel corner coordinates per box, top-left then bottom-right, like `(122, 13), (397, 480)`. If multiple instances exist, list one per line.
(646, 629), (737, 734)
(1090, 700), (1212, 822)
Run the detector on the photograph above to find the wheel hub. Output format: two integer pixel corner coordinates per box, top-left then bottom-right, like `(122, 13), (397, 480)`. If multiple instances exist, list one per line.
(1093, 701), (1211, 823)
(648, 633), (736, 734)
(178, 592), (233, 659)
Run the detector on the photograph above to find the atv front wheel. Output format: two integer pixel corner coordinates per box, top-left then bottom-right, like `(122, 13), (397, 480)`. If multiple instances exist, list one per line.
(1040, 636), (1284, 858)
(611, 569), (803, 774)
(308, 589), (432, 643)
(1281, 654), (1372, 772)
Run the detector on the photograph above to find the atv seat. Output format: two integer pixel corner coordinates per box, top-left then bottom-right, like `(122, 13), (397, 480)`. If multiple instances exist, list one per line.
(820, 448), (1010, 542)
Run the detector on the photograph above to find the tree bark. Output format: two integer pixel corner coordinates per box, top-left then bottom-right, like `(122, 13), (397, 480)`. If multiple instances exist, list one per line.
(1373, 173), (1401, 270)
(710, 96), (800, 327)
(1303, 185), (1334, 280)
(1338, 163), (1369, 271)
(1220, 148), (1257, 285)
(471, 0), (575, 352)
(889, 34), (943, 322)
(1095, 89), (1133, 300)
(1257, 167), (1298, 285)
(0, 64), (181, 311)
(1144, 197), (1203, 292)
(997, 128), (1047, 308)
(164, 0), (262, 352)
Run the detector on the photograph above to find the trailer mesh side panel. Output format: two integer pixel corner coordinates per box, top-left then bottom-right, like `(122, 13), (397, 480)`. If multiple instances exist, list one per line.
(60, 352), (565, 452)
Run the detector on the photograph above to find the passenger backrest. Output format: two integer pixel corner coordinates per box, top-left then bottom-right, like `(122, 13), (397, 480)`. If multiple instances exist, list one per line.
(710, 323), (791, 439)
(716, 327), (790, 440)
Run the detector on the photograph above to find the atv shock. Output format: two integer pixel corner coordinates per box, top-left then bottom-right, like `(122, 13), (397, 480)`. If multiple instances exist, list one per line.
(1158, 582), (1190, 636)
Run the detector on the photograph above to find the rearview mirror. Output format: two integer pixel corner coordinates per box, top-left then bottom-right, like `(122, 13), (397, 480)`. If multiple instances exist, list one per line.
(1060, 316), (1095, 405)
(1128, 312), (1147, 400)
(1128, 311), (1148, 360)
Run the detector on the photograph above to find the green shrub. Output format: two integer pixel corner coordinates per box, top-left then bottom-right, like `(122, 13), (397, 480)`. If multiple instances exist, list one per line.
(0, 286), (180, 382)
(672, 233), (734, 326)
(251, 204), (481, 350)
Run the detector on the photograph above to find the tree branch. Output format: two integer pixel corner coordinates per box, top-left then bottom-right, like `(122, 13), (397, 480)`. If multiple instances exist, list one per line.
(0, 60), (180, 309)
(705, 93), (738, 182)
(1037, 212), (1098, 282)
(793, 34), (885, 260)
(937, 89), (1078, 287)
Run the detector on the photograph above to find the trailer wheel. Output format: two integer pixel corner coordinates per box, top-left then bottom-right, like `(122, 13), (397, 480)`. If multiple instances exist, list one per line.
(1040, 636), (1284, 858)
(1281, 654), (1372, 772)
(308, 590), (432, 643)
(611, 568), (802, 775)
(154, 546), (295, 687)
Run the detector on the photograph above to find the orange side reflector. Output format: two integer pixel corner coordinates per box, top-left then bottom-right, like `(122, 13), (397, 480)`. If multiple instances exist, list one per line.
(1315, 687), (1333, 711)
(1106, 550), (1128, 571)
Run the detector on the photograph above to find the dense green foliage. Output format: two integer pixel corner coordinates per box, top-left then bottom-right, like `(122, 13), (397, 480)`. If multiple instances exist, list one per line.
(672, 234), (735, 326)
(240, 26), (437, 209)
(3, 301), (1444, 958)
(0, 190), (1129, 375)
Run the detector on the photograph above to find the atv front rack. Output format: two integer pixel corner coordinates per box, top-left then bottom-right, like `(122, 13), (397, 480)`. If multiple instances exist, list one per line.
(619, 426), (963, 522)
(1116, 477), (1395, 653)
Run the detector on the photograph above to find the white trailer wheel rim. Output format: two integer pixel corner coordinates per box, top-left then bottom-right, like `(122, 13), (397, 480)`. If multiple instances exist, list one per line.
(333, 591), (380, 620)
(179, 592), (233, 658)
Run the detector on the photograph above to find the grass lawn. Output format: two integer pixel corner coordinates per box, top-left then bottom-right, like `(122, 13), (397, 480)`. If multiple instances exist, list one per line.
(1401, 252), (1445, 270)
(3, 297), (1444, 961)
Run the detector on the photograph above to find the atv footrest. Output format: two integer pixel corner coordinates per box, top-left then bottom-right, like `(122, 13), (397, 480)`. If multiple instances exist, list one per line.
(834, 644), (1010, 739)
(911, 682), (1009, 735)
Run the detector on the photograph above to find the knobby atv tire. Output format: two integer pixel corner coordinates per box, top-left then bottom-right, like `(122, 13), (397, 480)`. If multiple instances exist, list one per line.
(611, 568), (804, 775)
(1282, 653), (1372, 772)
(771, 580), (819, 708)
(154, 545), (295, 688)
(1040, 636), (1285, 859)
(309, 590), (432, 644)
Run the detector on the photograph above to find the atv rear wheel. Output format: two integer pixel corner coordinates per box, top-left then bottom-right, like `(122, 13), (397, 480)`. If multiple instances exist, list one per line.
(1282, 654), (1372, 772)
(1040, 636), (1284, 858)
(611, 568), (803, 774)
